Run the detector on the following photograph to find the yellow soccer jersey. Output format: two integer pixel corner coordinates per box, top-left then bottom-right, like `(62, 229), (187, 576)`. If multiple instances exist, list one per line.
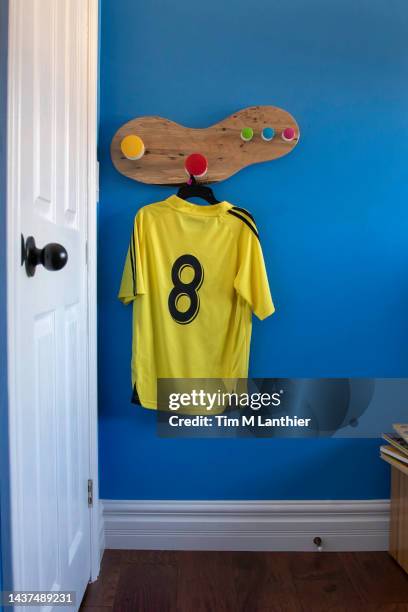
(118, 195), (274, 409)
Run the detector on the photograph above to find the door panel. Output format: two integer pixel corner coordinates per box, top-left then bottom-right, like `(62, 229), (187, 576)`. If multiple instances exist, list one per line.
(64, 303), (84, 565)
(35, 312), (59, 592)
(33, 0), (55, 219)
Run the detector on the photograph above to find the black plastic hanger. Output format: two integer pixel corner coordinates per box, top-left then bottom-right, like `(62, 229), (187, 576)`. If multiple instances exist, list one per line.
(177, 176), (220, 204)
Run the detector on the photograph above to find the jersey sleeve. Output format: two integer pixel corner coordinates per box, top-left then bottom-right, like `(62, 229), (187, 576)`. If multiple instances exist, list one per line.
(234, 222), (275, 320)
(118, 212), (146, 304)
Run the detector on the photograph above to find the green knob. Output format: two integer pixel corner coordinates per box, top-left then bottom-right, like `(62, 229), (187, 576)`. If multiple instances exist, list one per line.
(240, 127), (254, 142)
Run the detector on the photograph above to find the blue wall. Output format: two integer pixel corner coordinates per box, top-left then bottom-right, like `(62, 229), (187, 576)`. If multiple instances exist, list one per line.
(98, 0), (408, 500)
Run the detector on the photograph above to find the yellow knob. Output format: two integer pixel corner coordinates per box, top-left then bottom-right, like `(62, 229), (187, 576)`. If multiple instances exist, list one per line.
(121, 135), (145, 160)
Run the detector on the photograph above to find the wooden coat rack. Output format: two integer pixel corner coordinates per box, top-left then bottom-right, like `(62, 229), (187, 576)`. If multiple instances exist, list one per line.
(110, 105), (300, 185)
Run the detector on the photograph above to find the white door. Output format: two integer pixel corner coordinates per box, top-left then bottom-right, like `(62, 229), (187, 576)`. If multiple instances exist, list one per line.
(7, 0), (98, 610)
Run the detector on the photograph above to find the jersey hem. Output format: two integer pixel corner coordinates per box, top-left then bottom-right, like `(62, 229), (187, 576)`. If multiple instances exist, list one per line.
(136, 397), (158, 410)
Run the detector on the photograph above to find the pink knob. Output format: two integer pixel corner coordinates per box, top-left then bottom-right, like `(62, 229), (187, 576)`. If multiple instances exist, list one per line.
(282, 127), (296, 142)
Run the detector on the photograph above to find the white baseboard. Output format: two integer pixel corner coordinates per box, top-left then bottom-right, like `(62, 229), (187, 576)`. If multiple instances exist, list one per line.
(102, 499), (390, 552)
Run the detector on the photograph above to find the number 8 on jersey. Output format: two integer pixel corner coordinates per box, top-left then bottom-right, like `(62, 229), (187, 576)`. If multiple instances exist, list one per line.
(168, 254), (204, 325)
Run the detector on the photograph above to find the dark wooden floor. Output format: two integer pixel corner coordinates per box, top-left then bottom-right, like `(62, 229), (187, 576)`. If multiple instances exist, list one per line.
(80, 549), (408, 612)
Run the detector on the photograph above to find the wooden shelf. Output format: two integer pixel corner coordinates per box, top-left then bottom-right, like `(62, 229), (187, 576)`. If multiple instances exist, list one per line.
(381, 452), (408, 477)
(381, 453), (408, 574)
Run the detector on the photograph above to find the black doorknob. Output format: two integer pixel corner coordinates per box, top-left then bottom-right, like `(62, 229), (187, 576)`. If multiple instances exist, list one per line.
(23, 235), (68, 277)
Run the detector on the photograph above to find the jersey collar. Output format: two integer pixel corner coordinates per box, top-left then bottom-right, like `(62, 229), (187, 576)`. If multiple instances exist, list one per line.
(166, 195), (231, 216)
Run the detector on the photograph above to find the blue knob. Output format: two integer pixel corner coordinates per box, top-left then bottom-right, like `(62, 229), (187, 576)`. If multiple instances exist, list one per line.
(262, 127), (275, 141)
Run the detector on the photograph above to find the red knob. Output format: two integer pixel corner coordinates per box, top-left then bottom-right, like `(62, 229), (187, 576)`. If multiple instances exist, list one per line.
(185, 153), (208, 178)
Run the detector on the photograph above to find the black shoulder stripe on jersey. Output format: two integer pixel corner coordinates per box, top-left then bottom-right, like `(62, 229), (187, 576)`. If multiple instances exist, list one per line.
(227, 210), (260, 240)
(129, 230), (137, 296)
(231, 206), (256, 224)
